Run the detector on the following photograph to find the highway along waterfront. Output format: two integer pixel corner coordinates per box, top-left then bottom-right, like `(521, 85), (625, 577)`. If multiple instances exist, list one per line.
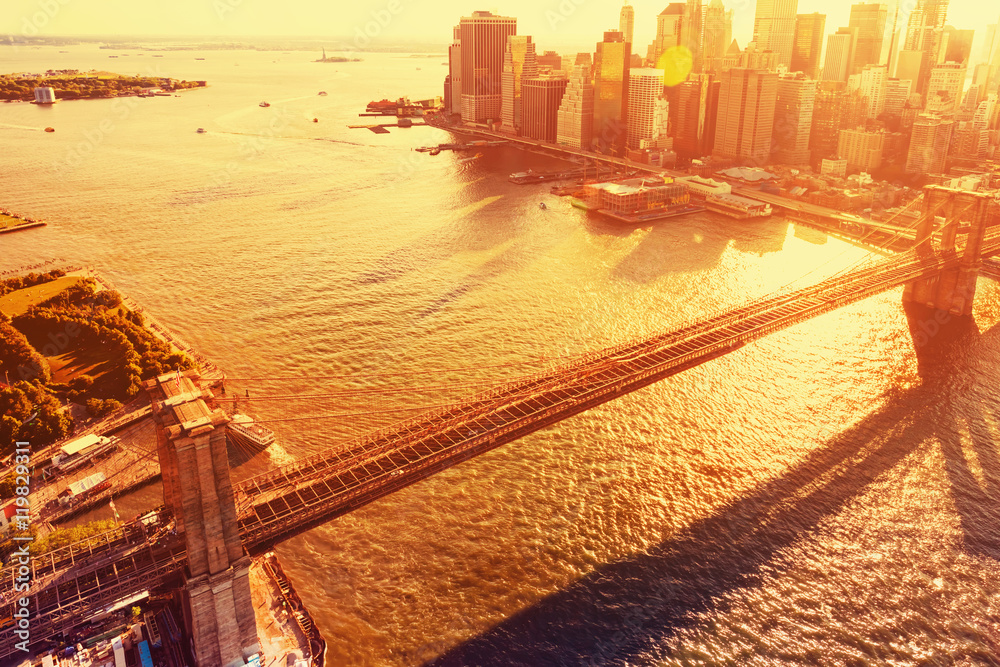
(2, 47), (1000, 665)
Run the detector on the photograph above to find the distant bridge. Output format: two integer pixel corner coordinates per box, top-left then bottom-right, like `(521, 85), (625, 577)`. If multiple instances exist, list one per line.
(2, 186), (998, 662)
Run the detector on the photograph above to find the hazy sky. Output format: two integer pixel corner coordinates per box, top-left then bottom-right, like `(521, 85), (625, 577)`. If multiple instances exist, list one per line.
(2, 0), (993, 55)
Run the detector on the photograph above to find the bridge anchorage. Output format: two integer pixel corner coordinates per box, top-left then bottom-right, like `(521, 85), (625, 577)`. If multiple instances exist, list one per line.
(903, 185), (999, 316)
(2, 186), (998, 665)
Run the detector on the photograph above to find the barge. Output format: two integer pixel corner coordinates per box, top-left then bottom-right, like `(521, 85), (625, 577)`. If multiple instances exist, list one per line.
(705, 193), (773, 219)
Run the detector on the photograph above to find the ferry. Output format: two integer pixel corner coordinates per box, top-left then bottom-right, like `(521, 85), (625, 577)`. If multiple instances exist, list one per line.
(318, 91), (328, 96)
(227, 414), (276, 451)
(259, 101), (271, 108)
(196, 128), (207, 133)
(705, 193), (773, 219)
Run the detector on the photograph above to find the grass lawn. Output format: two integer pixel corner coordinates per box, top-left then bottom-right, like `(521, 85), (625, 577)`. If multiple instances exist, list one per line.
(0, 213), (39, 231)
(0, 276), (84, 318)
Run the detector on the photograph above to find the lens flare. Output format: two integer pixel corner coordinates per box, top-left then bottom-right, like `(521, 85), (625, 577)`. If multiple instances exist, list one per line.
(657, 46), (694, 86)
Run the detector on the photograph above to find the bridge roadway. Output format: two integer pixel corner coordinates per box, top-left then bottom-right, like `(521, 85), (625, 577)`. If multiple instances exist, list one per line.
(4, 231), (1000, 659)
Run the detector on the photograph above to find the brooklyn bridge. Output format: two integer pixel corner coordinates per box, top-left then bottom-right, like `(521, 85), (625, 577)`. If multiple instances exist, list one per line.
(2, 185), (999, 664)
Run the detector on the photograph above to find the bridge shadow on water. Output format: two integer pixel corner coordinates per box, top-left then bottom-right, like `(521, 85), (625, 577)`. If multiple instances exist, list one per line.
(426, 308), (1000, 666)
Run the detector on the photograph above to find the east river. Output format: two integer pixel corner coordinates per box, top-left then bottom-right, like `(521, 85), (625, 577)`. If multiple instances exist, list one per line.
(1, 45), (999, 665)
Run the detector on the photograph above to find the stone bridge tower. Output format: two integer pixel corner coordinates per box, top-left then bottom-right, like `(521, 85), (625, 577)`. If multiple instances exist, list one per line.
(145, 371), (260, 667)
(904, 185), (998, 316)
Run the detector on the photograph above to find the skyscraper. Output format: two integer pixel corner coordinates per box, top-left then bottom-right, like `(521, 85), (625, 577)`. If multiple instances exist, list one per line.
(848, 3), (888, 74)
(522, 76), (569, 142)
(837, 128), (885, 170)
(447, 25), (462, 115)
(902, 0), (949, 94)
(556, 63), (595, 148)
(791, 13), (826, 78)
(884, 77), (912, 115)
(773, 73), (817, 164)
(941, 26), (974, 64)
(500, 36), (538, 135)
(627, 69), (670, 149)
(713, 68), (779, 163)
(459, 11), (518, 123)
(685, 0), (704, 71)
(810, 83), (867, 165)
(620, 3), (635, 47)
(925, 61), (966, 112)
(753, 0), (799, 68)
(593, 31), (631, 155)
(672, 73), (720, 157)
(858, 64), (888, 118)
(905, 112), (954, 173)
(649, 4), (685, 65)
(704, 0), (734, 70)
(824, 28), (859, 82)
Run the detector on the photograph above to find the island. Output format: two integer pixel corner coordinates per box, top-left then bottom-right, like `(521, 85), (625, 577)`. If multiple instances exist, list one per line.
(315, 48), (361, 63)
(0, 70), (207, 102)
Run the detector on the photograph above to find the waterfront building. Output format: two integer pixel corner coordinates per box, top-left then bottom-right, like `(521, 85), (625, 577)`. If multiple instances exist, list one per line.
(620, 3), (635, 47)
(905, 112), (954, 174)
(447, 25), (462, 115)
(500, 36), (538, 135)
(593, 31), (631, 155)
(522, 76), (569, 142)
(703, 0), (734, 72)
(672, 73), (721, 157)
(837, 128), (884, 171)
(580, 176), (690, 215)
(925, 61), (966, 112)
(884, 77), (912, 116)
(627, 69), (670, 150)
(753, 0), (799, 68)
(824, 28), (859, 83)
(857, 64), (888, 118)
(848, 3), (888, 74)
(773, 73), (817, 165)
(459, 10), (517, 124)
(791, 13), (826, 79)
(713, 68), (778, 164)
(556, 64), (595, 148)
(33, 86), (56, 104)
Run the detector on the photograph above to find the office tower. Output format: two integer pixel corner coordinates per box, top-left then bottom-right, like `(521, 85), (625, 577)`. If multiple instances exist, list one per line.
(791, 13), (826, 78)
(537, 51), (563, 73)
(837, 128), (884, 170)
(895, 50), (923, 86)
(649, 4), (685, 65)
(620, 3), (635, 47)
(672, 73), (720, 157)
(459, 10), (518, 123)
(753, 0), (798, 68)
(773, 73), (817, 164)
(848, 3), (888, 74)
(627, 69), (670, 149)
(685, 0), (704, 71)
(858, 64), (888, 118)
(500, 36), (538, 135)
(950, 114), (990, 159)
(902, 0), (949, 94)
(557, 64), (595, 148)
(447, 25), (462, 115)
(704, 0), (734, 70)
(713, 68), (779, 163)
(810, 84), (867, 164)
(884, 77), (912, 115)
(965, 64), (992, 111)
(824, 28), (859, 82)
(925, 61), (965, 112)
(593, 31), (631, 155)
(740, 41), (778, 70)
(941, 26), (973, 64)
(905, 113), (954, 173)
(522, 76), (569, 142)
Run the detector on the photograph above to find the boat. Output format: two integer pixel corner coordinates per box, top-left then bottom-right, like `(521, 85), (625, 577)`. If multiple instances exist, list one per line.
(705, 193), (773, 219)
(44, 127), (55, 133)
(457, 152), (483, 164)
(226, 414), (276, 452)
(195, 57), (206, 61)
(429, 147), (441, 156)
(259, 101), (270, 108)
(539, 202), (547, 210)
(196, 128), (206, 133)
(313, 118), (319, 123)
(318, 91), (328, 96)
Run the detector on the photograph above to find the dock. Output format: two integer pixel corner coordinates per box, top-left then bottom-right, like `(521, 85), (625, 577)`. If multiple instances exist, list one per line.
(0, 210), (47, 234)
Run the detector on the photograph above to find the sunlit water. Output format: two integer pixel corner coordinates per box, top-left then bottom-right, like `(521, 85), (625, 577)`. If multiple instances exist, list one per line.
(1, 45), (999, 666)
